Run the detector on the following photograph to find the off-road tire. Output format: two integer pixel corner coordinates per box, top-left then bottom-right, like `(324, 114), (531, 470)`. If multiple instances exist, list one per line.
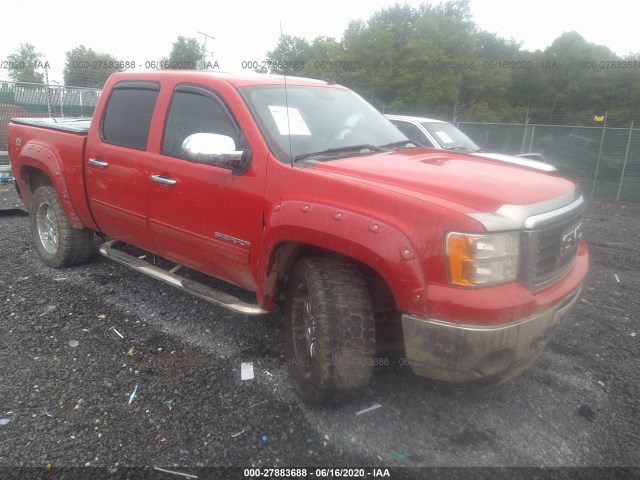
(284, 257), (376, 405)
(30, 186), (94, 268)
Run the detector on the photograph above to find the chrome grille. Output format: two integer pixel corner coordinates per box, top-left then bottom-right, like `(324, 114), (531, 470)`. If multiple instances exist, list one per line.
(520, 199), (584, 290)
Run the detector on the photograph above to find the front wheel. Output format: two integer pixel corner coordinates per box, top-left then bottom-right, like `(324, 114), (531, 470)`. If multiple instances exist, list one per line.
(283, 257), (376, 405)
(30, 186), (94, 268)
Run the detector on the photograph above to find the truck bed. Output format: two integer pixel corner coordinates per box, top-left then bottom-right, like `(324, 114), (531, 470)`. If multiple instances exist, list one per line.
(7, 118), (94, 227)
(10, 117), (91, 135)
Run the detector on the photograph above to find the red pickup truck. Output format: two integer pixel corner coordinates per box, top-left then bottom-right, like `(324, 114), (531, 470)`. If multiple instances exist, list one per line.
(7, 71), (588, 404)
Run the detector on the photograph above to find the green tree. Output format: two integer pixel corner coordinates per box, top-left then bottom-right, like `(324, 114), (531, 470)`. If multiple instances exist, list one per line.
(619, 53), (640, 114)
(260, 1), (639, 123)
(541, 32), (620, 120)
(297, 36), (343, 80)
(325, 19), (383, 100)
(508, 51), (553, 110)
(404, 1), (474, 109)
(456, 31), (520, 120)
(161, 36), (204, 69)
(265, 35), (310, 75)
(6, 43), (44, 83)
(351, 4), (420, 107)
(63, 45), (122, 88)
(329, 1), (483, 110)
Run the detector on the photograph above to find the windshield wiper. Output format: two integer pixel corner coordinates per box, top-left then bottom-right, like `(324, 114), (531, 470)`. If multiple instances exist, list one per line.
(378, 140), (425, 149)
(294, 144), (384, 162)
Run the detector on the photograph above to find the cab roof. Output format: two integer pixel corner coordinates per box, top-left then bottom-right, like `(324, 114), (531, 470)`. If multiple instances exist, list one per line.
(106, 70), (345, 89)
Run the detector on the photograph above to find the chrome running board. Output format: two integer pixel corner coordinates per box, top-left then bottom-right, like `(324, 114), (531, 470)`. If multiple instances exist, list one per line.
(99, 239), (269, 316)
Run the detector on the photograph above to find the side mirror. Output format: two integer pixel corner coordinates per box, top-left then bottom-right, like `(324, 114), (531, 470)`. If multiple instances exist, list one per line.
(181, 133), (251, 174)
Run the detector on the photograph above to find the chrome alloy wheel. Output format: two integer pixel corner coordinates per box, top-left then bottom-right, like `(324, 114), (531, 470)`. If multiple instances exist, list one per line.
(36, 201), (59, 255)
(303, 296), (317, 360)
(292, 282), (318, 379)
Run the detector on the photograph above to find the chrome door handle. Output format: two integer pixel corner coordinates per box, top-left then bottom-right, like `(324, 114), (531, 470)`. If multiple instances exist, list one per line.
(150, 174), (177, 186)
(88, 158), (109, 168)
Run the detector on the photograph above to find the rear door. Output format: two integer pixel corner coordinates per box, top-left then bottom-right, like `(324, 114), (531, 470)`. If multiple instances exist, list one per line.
(85, 81), (160, 249)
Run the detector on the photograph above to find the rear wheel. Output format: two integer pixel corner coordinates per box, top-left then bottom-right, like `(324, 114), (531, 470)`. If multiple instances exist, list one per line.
(284, 257), (376, 405)
(30, 186), (94, 268)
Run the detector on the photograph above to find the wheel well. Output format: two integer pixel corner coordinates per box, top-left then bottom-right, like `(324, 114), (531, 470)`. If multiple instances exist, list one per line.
(20, 166), (53, 208)
(269, 242), (404, 355)
(270, 242), (398, 320)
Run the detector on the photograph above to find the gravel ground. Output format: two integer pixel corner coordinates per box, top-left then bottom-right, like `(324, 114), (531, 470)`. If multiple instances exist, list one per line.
(0, 181), (639, 477)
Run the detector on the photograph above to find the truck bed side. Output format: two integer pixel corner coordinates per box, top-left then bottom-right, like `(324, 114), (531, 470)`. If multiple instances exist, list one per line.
(8, 120), (97, 230)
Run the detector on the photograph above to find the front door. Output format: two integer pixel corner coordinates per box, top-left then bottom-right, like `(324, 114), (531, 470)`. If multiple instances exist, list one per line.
(147, 84), (263, 291)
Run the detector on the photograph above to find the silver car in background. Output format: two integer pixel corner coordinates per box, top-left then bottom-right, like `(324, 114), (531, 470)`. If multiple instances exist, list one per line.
(385, 114), (555, 172)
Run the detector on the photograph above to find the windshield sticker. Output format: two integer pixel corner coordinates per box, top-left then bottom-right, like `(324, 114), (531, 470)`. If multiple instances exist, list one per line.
(434, 131), (454, 144)
(268, 106), (311, 136)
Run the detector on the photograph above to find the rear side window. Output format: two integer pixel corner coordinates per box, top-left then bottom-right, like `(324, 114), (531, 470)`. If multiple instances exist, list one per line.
(162, 84), (243, 157)
(101, 82), (160, 150)
(392, 120), (434, 147)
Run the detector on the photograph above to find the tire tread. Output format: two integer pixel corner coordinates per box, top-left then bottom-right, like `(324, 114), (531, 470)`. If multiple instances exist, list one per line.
(30, 186), (94, 268)
(284, 257), (376, 405)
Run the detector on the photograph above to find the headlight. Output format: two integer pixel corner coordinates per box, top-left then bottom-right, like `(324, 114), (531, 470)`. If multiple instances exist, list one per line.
(446, 231), (520, 286)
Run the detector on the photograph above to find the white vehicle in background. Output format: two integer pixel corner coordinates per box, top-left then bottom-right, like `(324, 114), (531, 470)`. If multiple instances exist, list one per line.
(385, 114), (555, 172)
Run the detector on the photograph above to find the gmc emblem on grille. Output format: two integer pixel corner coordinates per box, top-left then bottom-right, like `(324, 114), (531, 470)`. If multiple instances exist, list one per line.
(560, 223), (582, 257)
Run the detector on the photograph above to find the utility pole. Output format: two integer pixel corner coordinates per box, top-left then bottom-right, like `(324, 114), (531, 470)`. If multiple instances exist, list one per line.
(198, 31), (215, 70)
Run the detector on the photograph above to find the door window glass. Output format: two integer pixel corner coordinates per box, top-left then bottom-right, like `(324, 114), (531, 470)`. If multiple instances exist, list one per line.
(101, 82), (159, 150)
(162, 87), (243, 157)
(391, 120), (434, 147)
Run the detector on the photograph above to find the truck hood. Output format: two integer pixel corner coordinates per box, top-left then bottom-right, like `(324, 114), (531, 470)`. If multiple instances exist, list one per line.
(470, 152), (555, 172)
(312, 149), (577, 215)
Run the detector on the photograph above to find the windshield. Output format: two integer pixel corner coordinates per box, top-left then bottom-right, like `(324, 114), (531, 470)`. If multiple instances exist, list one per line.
(240, 85), (409, 163)
(421, 121), (480, 152)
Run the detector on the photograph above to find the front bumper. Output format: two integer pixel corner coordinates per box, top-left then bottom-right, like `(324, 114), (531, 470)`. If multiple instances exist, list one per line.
(402, 287), (581, 383)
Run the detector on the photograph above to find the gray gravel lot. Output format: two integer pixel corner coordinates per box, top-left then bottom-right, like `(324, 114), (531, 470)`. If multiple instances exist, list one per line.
(0, 181), (639, 476)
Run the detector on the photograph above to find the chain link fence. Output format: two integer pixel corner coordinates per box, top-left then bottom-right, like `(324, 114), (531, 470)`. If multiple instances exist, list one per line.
(1, 81), (101, 174)
(1, 81), (101, 181)
(456, 121), (639, 202)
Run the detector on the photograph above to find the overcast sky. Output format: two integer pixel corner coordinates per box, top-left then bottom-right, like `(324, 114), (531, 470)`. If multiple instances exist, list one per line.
(1, 0), (638, 83)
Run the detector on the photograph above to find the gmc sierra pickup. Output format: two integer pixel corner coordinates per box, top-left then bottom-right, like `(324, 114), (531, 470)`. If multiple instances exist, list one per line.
(7, 71), (588, 404)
